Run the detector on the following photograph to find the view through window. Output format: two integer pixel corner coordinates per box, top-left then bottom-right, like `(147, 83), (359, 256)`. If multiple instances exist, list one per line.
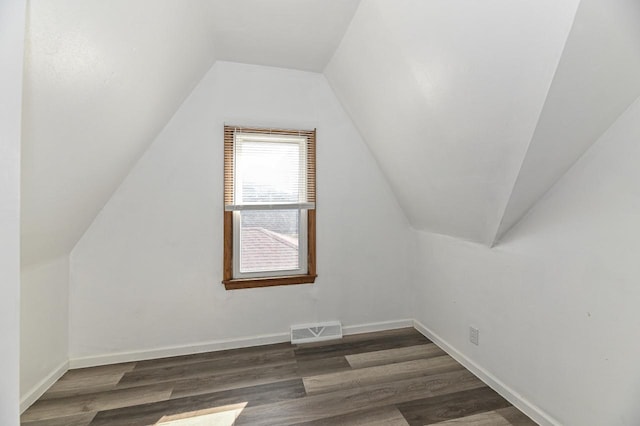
(223, 126), (316, 289)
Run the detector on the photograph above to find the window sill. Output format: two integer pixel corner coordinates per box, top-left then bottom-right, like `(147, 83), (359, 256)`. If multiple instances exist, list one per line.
(223, 274), (317, 290)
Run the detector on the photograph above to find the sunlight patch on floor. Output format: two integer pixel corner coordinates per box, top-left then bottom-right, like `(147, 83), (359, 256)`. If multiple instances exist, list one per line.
(156, 402), (247, 425)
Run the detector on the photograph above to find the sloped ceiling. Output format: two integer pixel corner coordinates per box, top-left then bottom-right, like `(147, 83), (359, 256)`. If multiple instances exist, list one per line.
(325, 0), (640, 245)
(21, 0), (359, 267)
(22, 0), (640, 266)
(496, 0), (640, 242)
(325, 0), (581, 245)
(211, 0), (360, 71)
(21, 0), (218, 267)
(326, 0), (640, 245)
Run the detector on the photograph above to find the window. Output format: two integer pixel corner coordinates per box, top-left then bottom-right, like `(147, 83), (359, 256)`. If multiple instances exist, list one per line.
(223, 126), (317, 290)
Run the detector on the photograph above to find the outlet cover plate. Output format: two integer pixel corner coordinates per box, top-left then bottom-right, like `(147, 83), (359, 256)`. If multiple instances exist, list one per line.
(469, 326), (479, 345)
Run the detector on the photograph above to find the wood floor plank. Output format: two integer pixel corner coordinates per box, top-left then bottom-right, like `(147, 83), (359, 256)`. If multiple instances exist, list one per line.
(494, 406), (538, 425)
(21, 412), (96, 426)
(303, 355), (463, 395)
(41, 373), (124, 400)
(234, 369), (485, 426)
(169, 361), (300, 399)
(90, 379), (306, 426)
(295, 355), (351, 376)
(346, 343), (446, 368)
(294, 406), (410, 426)
(58, 363), (136, 381)
(427, 409), (512, 425)
(154, 402), (246, 425)
(21, 384), (173, 422)
(118, 356), (296, 389)
(426, 407), (537, 426)
(40, 362), (137, 400)
(294, 334), (430, 362)
(397, 387), (511, 426)
(133, 344), (294, 371)
(296, 328), (424, 350)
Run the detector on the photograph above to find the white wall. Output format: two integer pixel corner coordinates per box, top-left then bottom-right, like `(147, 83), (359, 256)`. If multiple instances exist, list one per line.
(0, 0), (25, 423)
(20, 257), (69, 406)
(69, 61), (412, 361)
(412, 96), (640, 426)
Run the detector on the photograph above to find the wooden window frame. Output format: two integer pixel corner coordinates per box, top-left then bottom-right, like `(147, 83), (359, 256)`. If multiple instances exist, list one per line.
(222, 126), (317, 290)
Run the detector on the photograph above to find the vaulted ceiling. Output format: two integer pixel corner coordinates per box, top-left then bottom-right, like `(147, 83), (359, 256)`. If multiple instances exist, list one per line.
(21, 0), (359, 266)
(21, 0), (640, 266)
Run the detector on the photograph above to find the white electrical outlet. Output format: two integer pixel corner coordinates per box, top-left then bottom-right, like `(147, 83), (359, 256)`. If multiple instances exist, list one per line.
(469, 326), (479, 345)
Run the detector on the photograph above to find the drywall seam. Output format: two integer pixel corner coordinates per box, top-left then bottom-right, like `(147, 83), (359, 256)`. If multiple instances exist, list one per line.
(20, 360), (68, 414)
(413, 319), (560, 426)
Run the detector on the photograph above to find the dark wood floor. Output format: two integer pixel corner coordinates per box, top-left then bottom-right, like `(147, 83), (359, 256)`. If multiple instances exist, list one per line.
(21, 328), (536, 425)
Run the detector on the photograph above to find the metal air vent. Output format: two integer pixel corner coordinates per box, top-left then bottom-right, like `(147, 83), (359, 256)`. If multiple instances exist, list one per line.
(290, 321), (342, 344)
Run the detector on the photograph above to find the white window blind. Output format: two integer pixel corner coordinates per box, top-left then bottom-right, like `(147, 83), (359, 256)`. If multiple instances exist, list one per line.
(224, 130), (316, 212)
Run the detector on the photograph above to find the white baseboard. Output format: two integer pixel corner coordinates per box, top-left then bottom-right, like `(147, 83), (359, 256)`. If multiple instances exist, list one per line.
(21, 360), (69, 414)
(343, 319), (414, 335)
(69, 331), (291, 369)
(69, 319), (415, 369)
(413, 319), (558, 426)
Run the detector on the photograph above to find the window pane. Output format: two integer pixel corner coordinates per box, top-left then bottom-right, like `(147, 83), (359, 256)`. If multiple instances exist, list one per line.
(239, 209), (299, 273)
(236, 138), (304, 204)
